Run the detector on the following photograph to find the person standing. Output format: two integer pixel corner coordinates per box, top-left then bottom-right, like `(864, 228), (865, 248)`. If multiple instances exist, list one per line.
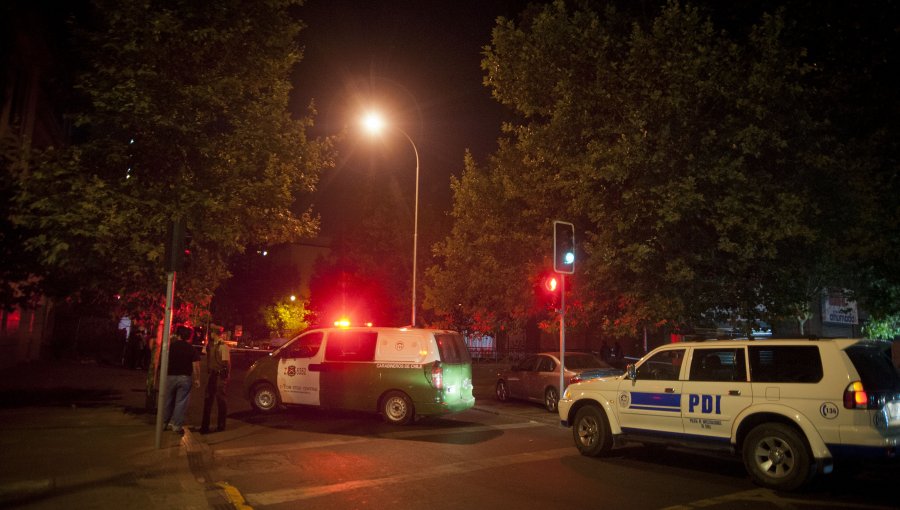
(200, 325), (231, 434)
(118, 314), (131, 366)
(162, 325), (201, 435)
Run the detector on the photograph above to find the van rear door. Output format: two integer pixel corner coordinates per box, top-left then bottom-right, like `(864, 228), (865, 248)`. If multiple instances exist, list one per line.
(434, 333), (475, 409)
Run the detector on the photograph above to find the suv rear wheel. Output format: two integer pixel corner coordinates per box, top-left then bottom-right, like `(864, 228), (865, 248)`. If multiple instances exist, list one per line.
(381, 391), (414, 425)
(742, 423), (815, 490)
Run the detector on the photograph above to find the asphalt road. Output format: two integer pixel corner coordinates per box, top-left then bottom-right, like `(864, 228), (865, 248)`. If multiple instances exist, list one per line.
(1, 353), (895, 510)
(199, 355), (898, 510)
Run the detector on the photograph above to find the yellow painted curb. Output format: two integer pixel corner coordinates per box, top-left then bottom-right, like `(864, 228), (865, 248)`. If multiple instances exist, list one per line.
(217, 481), (253, 510)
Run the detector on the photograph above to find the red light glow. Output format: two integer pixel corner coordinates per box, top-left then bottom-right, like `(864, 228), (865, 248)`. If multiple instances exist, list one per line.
(544, 277), (558, 292)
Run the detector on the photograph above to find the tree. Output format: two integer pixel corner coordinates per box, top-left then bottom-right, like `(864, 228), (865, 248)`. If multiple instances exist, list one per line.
(261, 297), (311, 338)
(425, 150), (550, 334)
(428, 0), (898, 337)
(305, 194), (412, 328)
(9, 0), (332, 325)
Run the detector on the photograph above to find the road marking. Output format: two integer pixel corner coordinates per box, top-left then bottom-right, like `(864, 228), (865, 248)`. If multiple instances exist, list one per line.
(214, 437), (370, 458)
(213, 421), (545, 459)
(245, 447), (573, 506)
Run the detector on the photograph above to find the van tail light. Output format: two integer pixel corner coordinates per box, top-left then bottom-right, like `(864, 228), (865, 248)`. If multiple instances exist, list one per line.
(569, 375), (583, 385)
(429, 361), (443, 390)
(844, 381), (869, 409)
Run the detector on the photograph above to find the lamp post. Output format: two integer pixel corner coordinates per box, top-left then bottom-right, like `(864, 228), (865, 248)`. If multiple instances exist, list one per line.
(362, 112), (420, 327)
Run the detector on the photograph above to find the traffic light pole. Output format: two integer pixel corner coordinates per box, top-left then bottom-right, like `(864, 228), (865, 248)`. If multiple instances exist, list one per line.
(558, 273), (566, 423)
(154, 271), (176, 449)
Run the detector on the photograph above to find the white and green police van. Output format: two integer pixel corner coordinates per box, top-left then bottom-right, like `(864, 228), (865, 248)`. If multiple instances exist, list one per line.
(244, 327), (475, 425)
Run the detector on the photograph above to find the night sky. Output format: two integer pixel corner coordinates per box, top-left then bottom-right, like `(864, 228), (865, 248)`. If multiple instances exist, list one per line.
(290, 0), (538, 234)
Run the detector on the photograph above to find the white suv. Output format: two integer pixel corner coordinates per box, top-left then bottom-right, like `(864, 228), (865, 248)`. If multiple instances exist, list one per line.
(558, 338), (900, 490)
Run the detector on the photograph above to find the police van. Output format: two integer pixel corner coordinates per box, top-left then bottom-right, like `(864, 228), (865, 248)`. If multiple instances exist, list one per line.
(558, 338), (900, 490)
(244, 327), (475, 425)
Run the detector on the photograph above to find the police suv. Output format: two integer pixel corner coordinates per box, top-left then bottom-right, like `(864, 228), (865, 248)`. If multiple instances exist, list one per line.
(558, 338), (900, 490)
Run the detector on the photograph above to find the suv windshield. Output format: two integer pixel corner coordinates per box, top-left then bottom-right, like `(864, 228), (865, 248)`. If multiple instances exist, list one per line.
(845, 342), (900, 393)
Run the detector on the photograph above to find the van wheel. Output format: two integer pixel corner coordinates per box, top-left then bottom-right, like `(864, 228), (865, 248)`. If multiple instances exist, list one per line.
(573, 405), (612, 456)
(544, 386), (559, 413)
(742, 423), (815, 491)
(251, 383), (280, 414)
(496, 380), (510, 402)
(382, 391), (414, 425)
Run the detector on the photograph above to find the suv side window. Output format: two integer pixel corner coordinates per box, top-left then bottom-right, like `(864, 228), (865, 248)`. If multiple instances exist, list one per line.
(748, 345), (823, 383)
(636, 349), (685, 381)
(689, 348), (747, 382)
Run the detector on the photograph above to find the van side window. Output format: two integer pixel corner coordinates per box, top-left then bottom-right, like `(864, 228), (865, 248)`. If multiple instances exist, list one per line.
(284, 332), (323, 358)
(748, 345), (823, 383)
(325, 331), (378, 362)
(689, 348), (746, 382)
(435, 333), (472, 363)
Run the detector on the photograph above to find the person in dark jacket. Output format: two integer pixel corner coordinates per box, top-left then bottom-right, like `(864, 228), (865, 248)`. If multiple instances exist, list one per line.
(162, 325), (201, 434)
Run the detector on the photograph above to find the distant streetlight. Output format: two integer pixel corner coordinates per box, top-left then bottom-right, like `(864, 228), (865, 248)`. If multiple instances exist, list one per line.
(361, 110), (420, 327)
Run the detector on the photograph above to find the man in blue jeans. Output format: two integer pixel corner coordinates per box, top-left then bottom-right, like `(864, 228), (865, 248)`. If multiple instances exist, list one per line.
(162, 325), (201, 434)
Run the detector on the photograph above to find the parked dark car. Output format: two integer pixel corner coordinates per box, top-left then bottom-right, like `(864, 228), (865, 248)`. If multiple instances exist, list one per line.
(495, 352), (622, 412)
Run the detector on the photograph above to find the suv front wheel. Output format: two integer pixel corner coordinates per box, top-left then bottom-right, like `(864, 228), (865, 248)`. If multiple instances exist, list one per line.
(572, 405), (613, 456)
(742, 423), (815, 491)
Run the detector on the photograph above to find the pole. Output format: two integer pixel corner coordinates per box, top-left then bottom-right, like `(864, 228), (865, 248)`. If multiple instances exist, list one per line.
(398, 129), (419, 328)
(155, 271), (176, 449)
(558, 273), (566, 423)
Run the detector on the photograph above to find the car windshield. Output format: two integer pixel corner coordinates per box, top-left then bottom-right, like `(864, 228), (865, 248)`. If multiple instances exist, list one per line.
(564, 354), (612, 370)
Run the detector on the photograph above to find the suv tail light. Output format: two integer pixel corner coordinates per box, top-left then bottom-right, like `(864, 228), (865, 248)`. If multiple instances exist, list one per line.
(429, 361), (443, 390)
(844, 381), (869, 409)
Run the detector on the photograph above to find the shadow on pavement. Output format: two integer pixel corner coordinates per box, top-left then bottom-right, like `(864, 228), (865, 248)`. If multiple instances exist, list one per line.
(0, 387), (122, 409)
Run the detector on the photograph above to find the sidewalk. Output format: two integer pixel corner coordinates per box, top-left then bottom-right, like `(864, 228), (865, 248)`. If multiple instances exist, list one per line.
(0, 358), (533, 509)
(0, 359), (220, 510)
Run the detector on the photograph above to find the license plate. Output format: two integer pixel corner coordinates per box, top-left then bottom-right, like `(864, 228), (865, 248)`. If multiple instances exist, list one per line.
(885, 400), (900, 427)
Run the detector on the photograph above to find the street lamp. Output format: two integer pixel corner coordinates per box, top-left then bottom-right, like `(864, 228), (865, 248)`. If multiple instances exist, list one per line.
(361, 111), (420, 327)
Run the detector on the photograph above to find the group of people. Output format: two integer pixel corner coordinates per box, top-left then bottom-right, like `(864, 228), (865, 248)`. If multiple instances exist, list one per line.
(160, 324), (231, 435)
(598, 340), (623, 361)
(119, 315), (151, 370)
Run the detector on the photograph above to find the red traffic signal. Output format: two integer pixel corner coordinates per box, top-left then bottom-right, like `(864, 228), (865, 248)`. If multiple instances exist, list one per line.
(544, 276), (559, 292)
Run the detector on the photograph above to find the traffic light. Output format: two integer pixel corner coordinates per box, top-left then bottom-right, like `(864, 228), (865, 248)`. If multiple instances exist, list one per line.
(164, 219), (192, 272)
(165, 219), (186, 272)
(553, 221), (575, 274)
(541, 274), (560, 309)
(544, 275), (559, 292)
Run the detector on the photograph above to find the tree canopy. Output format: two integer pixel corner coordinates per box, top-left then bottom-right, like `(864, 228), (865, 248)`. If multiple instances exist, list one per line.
(426, 0), (899, 337)
(7, 0), (332, 324)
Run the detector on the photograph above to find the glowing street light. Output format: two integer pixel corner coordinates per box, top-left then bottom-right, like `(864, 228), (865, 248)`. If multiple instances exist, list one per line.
(361, 110), (420, 327)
